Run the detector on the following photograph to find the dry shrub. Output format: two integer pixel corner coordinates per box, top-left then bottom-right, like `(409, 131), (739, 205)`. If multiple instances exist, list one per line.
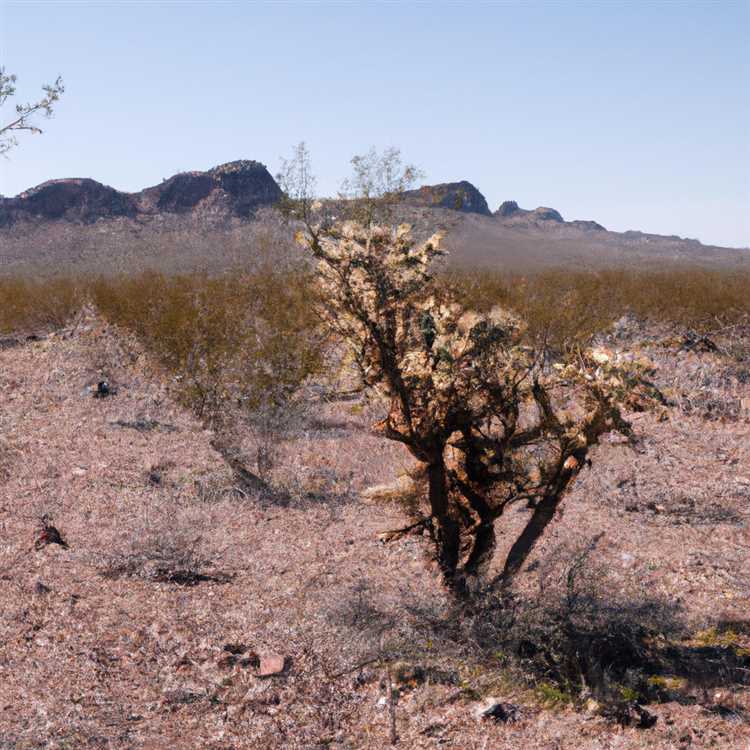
(91, 269), (324, 424)
(459, 537), (687, 708)
(101, 498), (225, 585)
(0, 433), (16, 483)
(449, 268), (750, 352)
(0, 276), (82, 334)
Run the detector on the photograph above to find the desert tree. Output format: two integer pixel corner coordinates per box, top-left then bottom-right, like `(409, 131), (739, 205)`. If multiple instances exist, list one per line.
(284, 144), (660, 593)
(339, 146), (422, 226)
(0, 67), (64, 155)
(278, 143), (422, 228)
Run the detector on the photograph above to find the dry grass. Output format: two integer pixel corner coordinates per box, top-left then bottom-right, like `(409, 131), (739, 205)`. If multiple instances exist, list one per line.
(2, 266), (748, 355)
(89, 269), (324, 420)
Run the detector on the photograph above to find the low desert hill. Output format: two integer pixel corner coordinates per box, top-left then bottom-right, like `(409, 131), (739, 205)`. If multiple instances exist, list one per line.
(1, 163), (748, 276)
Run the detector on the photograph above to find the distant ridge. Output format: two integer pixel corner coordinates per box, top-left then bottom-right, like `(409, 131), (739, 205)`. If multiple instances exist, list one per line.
(0, 160), (282, 227)
(495, 199), (605, 231)
(402, 181), (491, 216)
(1, 161), (747, 276)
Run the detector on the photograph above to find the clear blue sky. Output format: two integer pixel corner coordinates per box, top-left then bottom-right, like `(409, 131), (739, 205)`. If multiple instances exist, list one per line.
(1, 0), (748, 247)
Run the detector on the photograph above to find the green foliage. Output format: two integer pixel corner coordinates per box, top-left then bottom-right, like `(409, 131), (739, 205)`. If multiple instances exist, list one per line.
(536, 681), (574, 707)
(619, 685), (641, 702)
(0, 66), (64, 154)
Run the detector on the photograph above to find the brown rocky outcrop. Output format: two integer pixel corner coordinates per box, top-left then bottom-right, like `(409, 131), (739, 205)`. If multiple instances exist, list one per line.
(0, 160), (282, 227)
(402, 180), (492, 216)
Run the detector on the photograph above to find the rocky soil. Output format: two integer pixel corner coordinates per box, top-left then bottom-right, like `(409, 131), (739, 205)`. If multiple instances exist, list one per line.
(1, 319), (749, 748)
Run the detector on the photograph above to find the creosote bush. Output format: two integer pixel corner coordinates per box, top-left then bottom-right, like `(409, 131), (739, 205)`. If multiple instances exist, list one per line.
(449, 268), (750, 353)
(0, 277), (81, 334)
(91, 270), (323, 425)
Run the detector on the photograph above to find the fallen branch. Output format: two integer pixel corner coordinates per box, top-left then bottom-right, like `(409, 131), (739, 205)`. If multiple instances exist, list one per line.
(378, 517), (432, 544)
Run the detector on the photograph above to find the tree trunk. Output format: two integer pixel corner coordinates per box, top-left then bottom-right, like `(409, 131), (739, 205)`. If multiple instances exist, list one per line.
(452, 476), (496, 578)
(427, 457), (460, 583)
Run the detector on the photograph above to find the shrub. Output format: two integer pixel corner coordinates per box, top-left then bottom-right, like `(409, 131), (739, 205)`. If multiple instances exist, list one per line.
(0, 276), (81, 334)
(448, 268), (750, 352)
(100, 497), (226, 585)
(91, 269), (323, 425)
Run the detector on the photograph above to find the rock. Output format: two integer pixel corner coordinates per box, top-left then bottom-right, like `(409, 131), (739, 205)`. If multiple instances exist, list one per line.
(402, 181), (492, 216)
(257, 653), (286, 677)
(495, 202), (563, 223)
(1, 160), (282, 228)
(93, 380), (115, 398)
(0, 178), (138, 226)
(154, 173), (216, 212)
(209, 160), (283, 217)
(35, 518), (69, 550)
(603, 701), (658, 729)
(496, 200), (521, 218)
(680, 331), (719, 353)
(570, 219), (606, 231)
(531, 207), (563, 222)
(633, 703), (658, 729)
(223, 642), (250, 655)
(475, 699), (521, 722)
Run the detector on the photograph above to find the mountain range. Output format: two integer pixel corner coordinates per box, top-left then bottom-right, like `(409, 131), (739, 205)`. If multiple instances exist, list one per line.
(1, 160), (747, 275)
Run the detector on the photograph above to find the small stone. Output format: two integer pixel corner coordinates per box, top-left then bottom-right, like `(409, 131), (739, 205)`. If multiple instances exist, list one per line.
(257, 653), (286, 677)
(475, 699), (520, 722)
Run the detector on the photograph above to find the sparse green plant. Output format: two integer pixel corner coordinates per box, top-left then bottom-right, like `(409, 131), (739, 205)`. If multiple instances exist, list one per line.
(536, 681), (574, 707)
(0, 66), (64, 154)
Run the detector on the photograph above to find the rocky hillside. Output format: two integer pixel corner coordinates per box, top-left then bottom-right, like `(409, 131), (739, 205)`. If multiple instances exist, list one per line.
(402, 181), (492, 215)
(0, 160), (282, 227)
(495, 199), (605, 231)
(1, 164), (748, 276)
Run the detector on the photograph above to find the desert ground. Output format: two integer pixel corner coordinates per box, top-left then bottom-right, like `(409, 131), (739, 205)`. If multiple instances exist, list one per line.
(1, 308), (749, 750)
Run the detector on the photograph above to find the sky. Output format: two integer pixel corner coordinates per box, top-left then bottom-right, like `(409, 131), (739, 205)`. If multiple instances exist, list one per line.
(0, 0), (748, 248)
